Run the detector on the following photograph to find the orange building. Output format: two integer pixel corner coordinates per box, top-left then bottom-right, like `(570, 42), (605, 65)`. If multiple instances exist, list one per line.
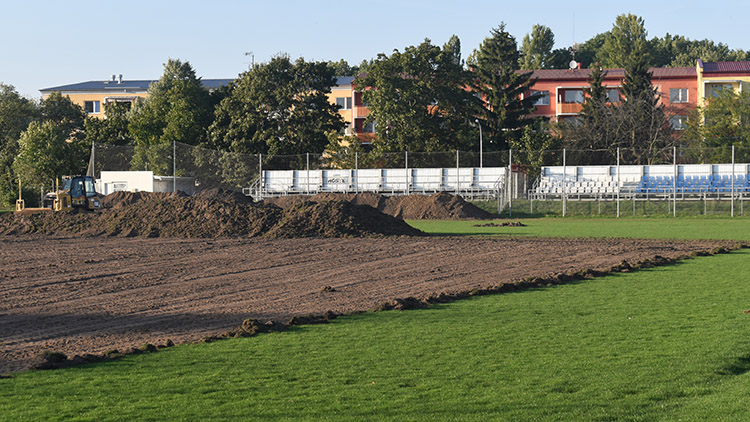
(524, 66), (697, 130)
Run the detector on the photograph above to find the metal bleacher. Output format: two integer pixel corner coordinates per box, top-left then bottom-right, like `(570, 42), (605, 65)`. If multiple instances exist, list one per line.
(532, 163), (750, 199)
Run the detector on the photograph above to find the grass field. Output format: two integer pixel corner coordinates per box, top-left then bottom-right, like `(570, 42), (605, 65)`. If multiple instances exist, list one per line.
(473, 198), (750, 219)
(2, 219), (749, 421)
(409, 217), (750, 241)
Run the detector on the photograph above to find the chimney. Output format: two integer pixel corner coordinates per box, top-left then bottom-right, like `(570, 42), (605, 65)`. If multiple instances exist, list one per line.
(118, 74), (123, 84)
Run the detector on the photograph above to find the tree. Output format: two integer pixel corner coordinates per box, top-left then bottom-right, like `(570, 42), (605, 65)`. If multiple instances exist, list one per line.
(13, 121), (89, 186)
(129, 59), (213, 173)
(208, 54), (344, 156)
(129, 59), (212, 147)
(327, 59), (359, 77)
(509, 119), (559, 179)
(356, 37), (478, 153)
(470, 24), (539, 151)
(84, 102), (133, 146)
(0, 84), (38, 205)
(520, 24), (556, 70)
(684, 89), (750, 162)
(39, 91), (85, 136)
(597, 14), (650, 68)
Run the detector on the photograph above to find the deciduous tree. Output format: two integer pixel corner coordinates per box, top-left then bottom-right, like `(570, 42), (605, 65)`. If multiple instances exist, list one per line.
(208, 54), (344, 155)
(356, 37), (478, 153)
(520, 24), (556, 70)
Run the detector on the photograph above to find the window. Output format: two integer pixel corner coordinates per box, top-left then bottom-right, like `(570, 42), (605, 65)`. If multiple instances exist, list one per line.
(113, 182), (128, 192)
(563, 90), (584, 103)
(335, 97), (352, 110)
(670, 115), (687, 130)
(364, 119), (376, 133)
(669, 88), (688, 103)
(533, 91), (549, 106)
(606, 89), (620, 103)
(711, 84), (733, 97)
(84, 100), (101, 114)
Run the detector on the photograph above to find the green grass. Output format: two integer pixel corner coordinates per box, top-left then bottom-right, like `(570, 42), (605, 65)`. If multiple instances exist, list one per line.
(2, 250), (750, 421)
(409, 217), (750, 240)
(473, 198), (750, 218)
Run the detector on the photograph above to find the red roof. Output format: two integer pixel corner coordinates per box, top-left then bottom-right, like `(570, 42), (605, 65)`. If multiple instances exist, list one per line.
(525, 66), (694, 81)
(701, 61), (750, 73)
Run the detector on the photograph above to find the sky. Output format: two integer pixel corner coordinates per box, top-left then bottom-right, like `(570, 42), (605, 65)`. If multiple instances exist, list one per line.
(2, 0), (749, 99)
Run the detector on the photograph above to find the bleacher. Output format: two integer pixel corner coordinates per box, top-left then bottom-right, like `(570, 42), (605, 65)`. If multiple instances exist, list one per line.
(532, 163), (750, 199)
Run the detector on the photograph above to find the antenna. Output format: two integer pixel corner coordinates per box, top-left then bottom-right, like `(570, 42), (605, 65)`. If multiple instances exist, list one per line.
(244, 51), (255, 70)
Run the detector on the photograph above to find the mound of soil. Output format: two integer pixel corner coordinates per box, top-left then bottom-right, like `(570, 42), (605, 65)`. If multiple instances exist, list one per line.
(0, 190), (423, 238)
(264, 192), (494, 220)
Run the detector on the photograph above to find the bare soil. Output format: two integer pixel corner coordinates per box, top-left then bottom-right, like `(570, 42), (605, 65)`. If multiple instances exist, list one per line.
(0, 235), (732, 374)
(264, 192), (494, 219)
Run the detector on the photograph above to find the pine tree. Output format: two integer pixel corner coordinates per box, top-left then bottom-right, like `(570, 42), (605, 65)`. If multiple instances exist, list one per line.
(470, 24), (538, 151)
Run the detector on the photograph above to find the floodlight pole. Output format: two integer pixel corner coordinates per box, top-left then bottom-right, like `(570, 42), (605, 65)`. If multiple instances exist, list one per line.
(475, 119), (483, 168)
(732, 145), (735, 217)
(173, 140), (176, 193)
(562, 148), (567, 217)
(672, 147), (677, 217)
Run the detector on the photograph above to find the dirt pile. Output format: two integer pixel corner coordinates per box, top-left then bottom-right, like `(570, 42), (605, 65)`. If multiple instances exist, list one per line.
(265, 192), (494, 220)
(0, 190), (423, 238)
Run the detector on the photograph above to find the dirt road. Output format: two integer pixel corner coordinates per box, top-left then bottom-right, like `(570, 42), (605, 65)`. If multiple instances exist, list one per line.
(0, 235), (730, 373)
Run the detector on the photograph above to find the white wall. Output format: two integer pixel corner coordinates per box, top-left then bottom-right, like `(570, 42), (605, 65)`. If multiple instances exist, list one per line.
(99, 171), (154, 195)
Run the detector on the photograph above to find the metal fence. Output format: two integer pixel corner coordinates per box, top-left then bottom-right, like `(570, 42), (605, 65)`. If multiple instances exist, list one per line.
(90, 141), (750, 217)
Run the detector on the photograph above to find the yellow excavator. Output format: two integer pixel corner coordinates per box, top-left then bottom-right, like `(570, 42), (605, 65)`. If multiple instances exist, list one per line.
(15, 175), (102, 215)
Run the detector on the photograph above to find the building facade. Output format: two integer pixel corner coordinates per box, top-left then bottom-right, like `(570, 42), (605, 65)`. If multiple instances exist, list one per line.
(40, 60), (750, 137)
(525, 66), (698, 130)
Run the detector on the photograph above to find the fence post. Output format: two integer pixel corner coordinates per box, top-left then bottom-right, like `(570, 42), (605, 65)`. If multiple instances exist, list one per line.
(562, 148), (567, 217)
(616, 147), (620, 218)
(306, 153), (310, 195)
(456, 150), (460, 196)
(732, 145), (735, 217)
(405, 151), (409, 195)
(258, 153), (263, 201)
(508, 149), (513, 218)
(355, 152), (358, 193)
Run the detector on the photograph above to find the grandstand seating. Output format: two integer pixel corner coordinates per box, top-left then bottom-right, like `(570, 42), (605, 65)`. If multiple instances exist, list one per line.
(532, 164), (750, 198)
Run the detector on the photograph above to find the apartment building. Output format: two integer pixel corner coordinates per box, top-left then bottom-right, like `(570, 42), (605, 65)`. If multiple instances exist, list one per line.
(39, 75), (232, 117)
(40, 60), (750, 137)
(525, 65), (698, 130)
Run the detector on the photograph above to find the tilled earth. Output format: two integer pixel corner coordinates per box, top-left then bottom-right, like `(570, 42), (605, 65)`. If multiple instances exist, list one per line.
(0, 235), (733, 374)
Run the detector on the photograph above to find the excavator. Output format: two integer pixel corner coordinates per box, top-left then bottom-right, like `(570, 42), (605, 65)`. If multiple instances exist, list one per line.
(15, 175), (102, 215)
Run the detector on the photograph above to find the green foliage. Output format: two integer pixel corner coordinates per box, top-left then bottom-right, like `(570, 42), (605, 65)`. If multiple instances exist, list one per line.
(519, 24), (555, 70)
(83, 102), (133, 146)
(356, 37), (478, 153)
(0, 83), (38, 206)
(327, 59), (359, 77)
(470, 24), (538, 151)
(13, 121), (89, 186)
(508, 119), (559, 179)
(597, 14), (650, 68)
(572, 33), (609, 69)
(129, 59), (213, 148)
(208, 54), (344, 156)
(38, 91), (85, 136)
(684, 89), (750, 163)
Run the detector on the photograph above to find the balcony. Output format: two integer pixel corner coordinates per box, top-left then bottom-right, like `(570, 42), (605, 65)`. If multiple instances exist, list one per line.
(353, 105), (370, 119)
(557, 102), (583, 115)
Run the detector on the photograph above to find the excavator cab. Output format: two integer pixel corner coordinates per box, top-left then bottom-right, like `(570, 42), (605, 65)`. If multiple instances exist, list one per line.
(42, 175), (101, 212)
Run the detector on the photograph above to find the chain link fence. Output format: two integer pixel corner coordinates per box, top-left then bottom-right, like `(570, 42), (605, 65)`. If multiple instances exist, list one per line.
(90, 141), (750, 217)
